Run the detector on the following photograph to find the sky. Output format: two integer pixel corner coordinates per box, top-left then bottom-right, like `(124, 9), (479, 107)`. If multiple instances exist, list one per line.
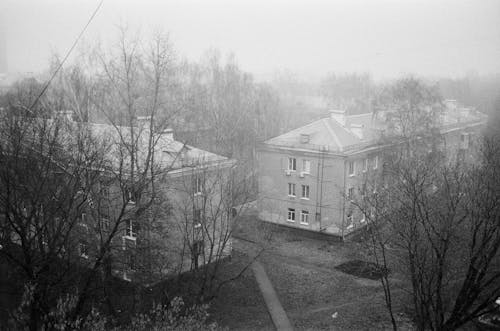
(1, 0), (500, 81)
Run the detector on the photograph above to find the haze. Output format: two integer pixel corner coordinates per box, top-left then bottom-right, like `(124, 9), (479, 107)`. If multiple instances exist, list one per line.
(1, 0), (500, 80)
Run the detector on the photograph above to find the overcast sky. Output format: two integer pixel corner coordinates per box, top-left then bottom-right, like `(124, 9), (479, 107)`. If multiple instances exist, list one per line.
(1, 0), (500, 81)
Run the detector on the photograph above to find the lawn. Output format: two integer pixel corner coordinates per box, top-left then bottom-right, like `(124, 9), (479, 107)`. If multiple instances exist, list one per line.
(209, 252), (274, 331)
(233, 216), (412, 330)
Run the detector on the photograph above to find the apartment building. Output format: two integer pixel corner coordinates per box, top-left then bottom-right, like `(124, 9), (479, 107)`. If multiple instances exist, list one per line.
(2, 111), (235, 282)
(257, 105), (486, 239)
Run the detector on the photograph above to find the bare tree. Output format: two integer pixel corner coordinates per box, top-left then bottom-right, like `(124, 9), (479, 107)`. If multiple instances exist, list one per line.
(350, 77), (500, 331)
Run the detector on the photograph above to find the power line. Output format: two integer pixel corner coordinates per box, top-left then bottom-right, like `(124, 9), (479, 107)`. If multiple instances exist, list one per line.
(29, 0), (104, 111)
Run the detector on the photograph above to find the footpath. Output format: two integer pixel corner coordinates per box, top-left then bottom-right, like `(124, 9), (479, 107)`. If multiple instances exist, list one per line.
(251, 260), (294, 331)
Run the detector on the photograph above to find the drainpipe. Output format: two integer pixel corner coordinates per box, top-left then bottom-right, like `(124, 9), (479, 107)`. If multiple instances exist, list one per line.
(341, 156), (347, 241)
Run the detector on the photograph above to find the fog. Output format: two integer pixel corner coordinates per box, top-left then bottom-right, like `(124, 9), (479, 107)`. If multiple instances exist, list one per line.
(1, 0), (500, 80)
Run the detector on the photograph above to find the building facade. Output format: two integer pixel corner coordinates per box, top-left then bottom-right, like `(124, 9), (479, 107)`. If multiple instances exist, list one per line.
(257, 105), (486, 239)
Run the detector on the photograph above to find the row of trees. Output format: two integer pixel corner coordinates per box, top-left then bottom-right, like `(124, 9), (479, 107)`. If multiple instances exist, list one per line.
(350, 78), (500, 330)
(0, 28), (270, 330)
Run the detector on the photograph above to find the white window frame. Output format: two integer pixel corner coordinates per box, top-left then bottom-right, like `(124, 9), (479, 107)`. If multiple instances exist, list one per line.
(288, 183), (296, 197)
(288, 157), (297, 171)
(363, 159), (368, 172)
(287, 208), (296, 222)
(194, 176), (203, 196)
(123, 271), (131, 282)
(300, 210), (309, 225)
(125, 186), (136, 204)
(373, 156), (379, 170)
(348, 161), (355, 176)
(302, 160), (311, 174)
(124, 219), (137, 239)
(301, 185), (310, 200)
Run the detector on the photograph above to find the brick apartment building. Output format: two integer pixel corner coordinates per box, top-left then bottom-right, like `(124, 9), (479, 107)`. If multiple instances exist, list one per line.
(257, 102), (486, 239)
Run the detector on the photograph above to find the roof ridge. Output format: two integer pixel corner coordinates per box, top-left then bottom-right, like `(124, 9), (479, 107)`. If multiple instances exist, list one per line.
(264, 118), (324, 143)
(321, 119), (343, 151)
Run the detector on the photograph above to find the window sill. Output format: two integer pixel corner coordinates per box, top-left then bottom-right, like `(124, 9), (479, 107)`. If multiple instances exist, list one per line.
(286, 219), (295, 223)
(288, 195), (296, 199)
(193, 192), (203, 197)
(348, 174), (355, 177)
(300, 197), (310, 200)
(300, 222), (309, 225)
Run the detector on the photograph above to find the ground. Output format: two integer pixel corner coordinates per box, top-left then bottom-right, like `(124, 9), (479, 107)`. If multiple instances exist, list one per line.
(210, 215), (414, 330)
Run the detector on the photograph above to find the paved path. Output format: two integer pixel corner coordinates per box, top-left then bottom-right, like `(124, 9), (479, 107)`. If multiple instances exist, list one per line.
(251, 260), (294, 331)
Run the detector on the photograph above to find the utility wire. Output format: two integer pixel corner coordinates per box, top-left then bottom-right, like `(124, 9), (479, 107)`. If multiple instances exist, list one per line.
(29, 0), (104, 111)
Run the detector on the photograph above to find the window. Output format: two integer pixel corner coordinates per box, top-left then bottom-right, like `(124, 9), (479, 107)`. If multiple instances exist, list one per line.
(302, 160), (311, 174)
(373, 156), (378, 170)
(361, 183), (367, 196)
(125, 219), (137, 238)
(363, 159), (368, 172)
(100, 186), (110, 199)
(347, 187), (355, 201)
(346, 212), (354, 229)
(123, 271), (131, 282)
(125, 187), (137, 204)
(79, 242), (89, 259)
(348, 161), (355, 176)
(288, 183), (296, 197)
(288, 157), (297, 171)
(101, 217), (110, 231)
(461, 133), (470, 149)
(301, 185), (310, 199)
(300, 210), (309, 224)
(287, 208), (296, 222)
(192, 240), (204, 256)
(194, 209), (202, 222)
(194, 176), (203, 195)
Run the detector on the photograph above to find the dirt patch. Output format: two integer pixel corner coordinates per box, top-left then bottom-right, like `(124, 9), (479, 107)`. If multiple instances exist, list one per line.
(335, 259), (389, 280)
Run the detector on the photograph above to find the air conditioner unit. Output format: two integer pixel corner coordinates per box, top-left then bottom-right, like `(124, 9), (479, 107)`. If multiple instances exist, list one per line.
(299, 172), (305, 178)
(285, 170), (292, 176)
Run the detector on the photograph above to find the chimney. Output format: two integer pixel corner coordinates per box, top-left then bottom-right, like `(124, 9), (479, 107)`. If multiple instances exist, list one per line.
(329, 109), (346, 126)
(56, 110), (74, 122)
(136, 116), (152, 131)
(162, 128), (174, 140)
(350, 124), (364, 139)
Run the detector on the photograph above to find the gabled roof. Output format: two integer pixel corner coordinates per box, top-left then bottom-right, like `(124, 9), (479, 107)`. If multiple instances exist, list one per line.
(264, 113), (383, 152)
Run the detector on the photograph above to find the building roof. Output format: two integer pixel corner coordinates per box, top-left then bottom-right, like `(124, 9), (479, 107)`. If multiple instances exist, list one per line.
(20, 113), (231, 176)
(264, 111), (384, 153)
(87, 122), (228, 172)
(263, 105), (487, 154)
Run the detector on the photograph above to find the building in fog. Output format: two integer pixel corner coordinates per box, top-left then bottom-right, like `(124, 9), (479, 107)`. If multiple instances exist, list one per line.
(257, 105), (487, 239)
(3, 111), (235, 282)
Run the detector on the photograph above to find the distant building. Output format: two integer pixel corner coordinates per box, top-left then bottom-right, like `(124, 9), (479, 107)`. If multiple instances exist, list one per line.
(257, 105), (487, 239)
